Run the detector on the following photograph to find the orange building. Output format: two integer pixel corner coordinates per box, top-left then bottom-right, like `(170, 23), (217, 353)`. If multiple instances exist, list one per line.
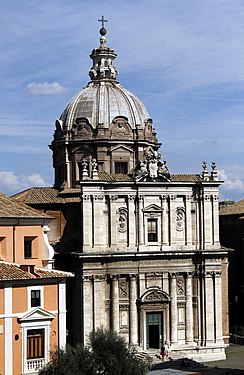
(0, 192), (73, 374)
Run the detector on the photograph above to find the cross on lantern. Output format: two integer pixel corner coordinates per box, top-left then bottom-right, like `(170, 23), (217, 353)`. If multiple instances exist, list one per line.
(98, 16), (107, 28)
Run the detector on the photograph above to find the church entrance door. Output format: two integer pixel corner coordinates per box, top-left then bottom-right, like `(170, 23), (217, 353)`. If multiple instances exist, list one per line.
(146, 312), (163, 349)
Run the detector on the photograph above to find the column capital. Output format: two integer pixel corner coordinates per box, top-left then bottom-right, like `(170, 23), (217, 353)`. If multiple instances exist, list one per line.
(110, 274), (120, 280)
(128, 274), (138, 280)
(94, 194), (104, 201)
(82, 275), (93, 281)
(161, 194), (169, 201)
(81, 194), (91, 201)
(93, 274), (107, 281)
(204, 194), (211, 201)
(185, 195), (192, 201)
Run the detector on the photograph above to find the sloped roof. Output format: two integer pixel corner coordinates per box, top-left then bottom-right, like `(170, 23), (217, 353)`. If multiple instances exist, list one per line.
(13, 187), (81, 204)
(12, 187), (65, 205)
(171, 174), (202, 182)
(97, 172), (202, 182)
(0, 192), (52, 219)
(0, 261), (73, 281)
(219, 199), (244, 216)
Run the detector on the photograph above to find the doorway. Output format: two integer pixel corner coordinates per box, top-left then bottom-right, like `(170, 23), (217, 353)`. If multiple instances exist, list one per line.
(146, 312), (163, 349)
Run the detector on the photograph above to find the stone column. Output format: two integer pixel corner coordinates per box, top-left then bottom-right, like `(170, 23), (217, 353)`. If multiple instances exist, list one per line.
(109, 195), (118, 248)
(185, 273), (194, 344)
(214, 271), (224, 343)
(81, 194), (92, 250)
(169, 195), (177, 245)
(185, 195), (192, 246)
(205, 271), (215, 343)
(138, 195), (144, 247)
(161, 195), (169, 246)
(129, 275), (138, 344)
(111, 275), (120, 332)
(170, 273), (178, 344)
(128, 196), (136, 247)
(83, 276), (93, 343)
(94, 275), (106, 329)
(93, 195), (105, 248)
(212, 194), (220, 246)
(203, 194), (212, 249)
(65, 146), (71, 188)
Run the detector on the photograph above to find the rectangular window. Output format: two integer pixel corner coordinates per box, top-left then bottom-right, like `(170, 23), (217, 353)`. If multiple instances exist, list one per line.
(27, 329), (44, 359)
(147, 218), (158, 242)
(24, 238), (32, 258)
(115, 162), (128, 174)
(31, 290), (41, 307)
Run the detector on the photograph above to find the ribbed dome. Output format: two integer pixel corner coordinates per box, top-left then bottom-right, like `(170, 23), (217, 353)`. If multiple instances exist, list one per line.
(60, 80), (150, 130)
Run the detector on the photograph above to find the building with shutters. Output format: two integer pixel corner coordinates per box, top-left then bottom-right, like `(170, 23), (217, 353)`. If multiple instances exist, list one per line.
(0, 192), (73, 374)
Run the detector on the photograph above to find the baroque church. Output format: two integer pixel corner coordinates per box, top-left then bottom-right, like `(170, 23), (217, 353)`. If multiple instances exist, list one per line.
(14, 19), (229, 361)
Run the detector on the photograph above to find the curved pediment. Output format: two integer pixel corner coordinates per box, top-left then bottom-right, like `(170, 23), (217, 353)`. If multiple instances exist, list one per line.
(72, 117), (93, 139)
(110, 116), (133, 140)
(140, 289), (170, 303)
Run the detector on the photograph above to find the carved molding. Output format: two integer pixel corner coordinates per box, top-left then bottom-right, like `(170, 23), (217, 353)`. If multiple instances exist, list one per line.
(119, 280), (128, 298)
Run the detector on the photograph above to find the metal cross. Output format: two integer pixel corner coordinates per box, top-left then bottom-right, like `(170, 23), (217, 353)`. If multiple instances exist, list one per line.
(98, 16), (107, 28)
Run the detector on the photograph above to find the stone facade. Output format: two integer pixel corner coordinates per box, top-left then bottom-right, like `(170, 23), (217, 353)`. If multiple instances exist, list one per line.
(15, 21), (230, 362)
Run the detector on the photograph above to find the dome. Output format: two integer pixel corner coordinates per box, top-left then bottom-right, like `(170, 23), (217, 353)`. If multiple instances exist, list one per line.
(59, 81), (150, 130)
(51, 21), (160, 191)
(59, 23), (150, 130)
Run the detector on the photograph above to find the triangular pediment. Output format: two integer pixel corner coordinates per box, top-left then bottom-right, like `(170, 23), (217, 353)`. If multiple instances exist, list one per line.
(143, 204), (162, 212)
(109, 144), (133, 154)
(18, 307), (55, 323)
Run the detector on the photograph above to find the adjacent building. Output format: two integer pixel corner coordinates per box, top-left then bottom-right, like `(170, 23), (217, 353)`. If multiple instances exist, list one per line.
(219, 200), (244, 334)
(0, 192), (73, 374)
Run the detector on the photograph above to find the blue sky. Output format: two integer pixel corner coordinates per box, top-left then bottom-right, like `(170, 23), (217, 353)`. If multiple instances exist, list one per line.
(0, 0), (244, 200)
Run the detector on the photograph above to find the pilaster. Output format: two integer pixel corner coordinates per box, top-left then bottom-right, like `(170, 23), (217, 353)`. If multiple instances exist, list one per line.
(170, 273), (178, 344)
(205, 271), (215, 343)
(169, 195), (177, 245)
(111, 275), (120, 332)
(214, 271), (224, 344)
(129, 274), (138, 344)
(185, 273), (194, 344)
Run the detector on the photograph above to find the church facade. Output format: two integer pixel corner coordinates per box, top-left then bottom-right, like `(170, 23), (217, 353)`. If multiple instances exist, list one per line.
(15, 20), (229, 361)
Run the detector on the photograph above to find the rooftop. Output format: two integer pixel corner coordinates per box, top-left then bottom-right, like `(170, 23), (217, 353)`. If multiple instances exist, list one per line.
(0, 261), (73, 281)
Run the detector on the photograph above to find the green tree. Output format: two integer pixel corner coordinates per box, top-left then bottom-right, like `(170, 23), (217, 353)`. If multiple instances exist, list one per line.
(38, 344), (96, 375)
(39, 328), (152, 375)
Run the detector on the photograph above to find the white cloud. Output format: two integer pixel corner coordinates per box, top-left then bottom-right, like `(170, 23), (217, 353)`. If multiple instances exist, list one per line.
(26, 82), (67, 96)
(0, 171), (50, 195)
(218, 169), (244, 201)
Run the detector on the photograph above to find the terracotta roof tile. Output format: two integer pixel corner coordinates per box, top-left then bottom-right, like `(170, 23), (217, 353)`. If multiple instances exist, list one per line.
(12, 187), (65, 205)
(219, 200), (244, 216)
(13, 187), (81, 204)
(0, 261), (73, 281)
(171, 174), (202, 182)
(0, 192), (52, 219)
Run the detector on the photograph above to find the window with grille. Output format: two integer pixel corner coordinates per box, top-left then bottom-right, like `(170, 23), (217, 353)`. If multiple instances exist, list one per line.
(31, 290), (41, 307)
(27, 329), (44, 359)
(147, 218), (158, 242)
(115, 162), (128, 174)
